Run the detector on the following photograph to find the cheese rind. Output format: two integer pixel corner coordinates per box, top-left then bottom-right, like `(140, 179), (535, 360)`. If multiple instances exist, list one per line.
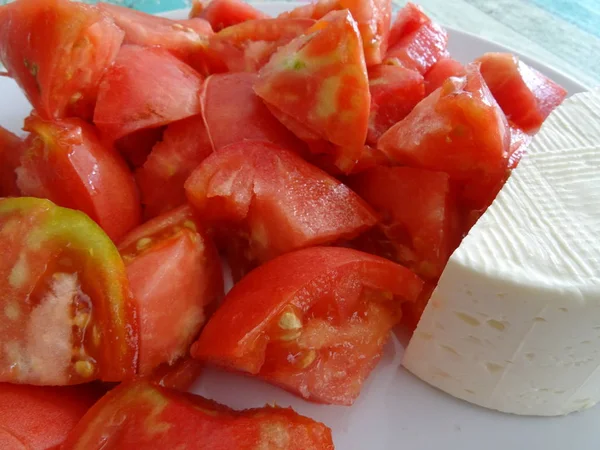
(403, 89), (600, 416)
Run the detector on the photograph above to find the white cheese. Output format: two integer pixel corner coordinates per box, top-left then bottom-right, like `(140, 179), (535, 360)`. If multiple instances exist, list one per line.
(403, 89), (600, 416)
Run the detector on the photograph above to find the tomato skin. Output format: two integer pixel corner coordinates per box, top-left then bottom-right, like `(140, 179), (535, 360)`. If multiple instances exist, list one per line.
(62, 381), (334, 450)
(477, 52), (567, 132)
(424, 56), (466, 95)
(16, 114), (141, 243)
(0, 0), (124, 120)
(93, 45), (204, 141)
(119, 205), (224, 377)
(190, 0), (269, 32)
(0, 126), (23, 197)
(185, 141), (377, 280)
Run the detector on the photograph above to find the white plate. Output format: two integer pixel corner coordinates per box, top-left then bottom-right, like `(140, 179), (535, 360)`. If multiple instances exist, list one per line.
(0, 3), (594, 449)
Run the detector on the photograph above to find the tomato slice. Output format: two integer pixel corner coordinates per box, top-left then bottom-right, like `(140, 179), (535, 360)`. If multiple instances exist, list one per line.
(185, 141), (377, 280)
(136, 115), (213, 219)
(147, 357), (204, 391)
(62, 381), (334, 450)
(508, 121), (532, 170)
(0, 126), (23, 197)
(193, 247), (422, 405)
(118, 206), (223, 377)
(0, 383), (105, 450)
(387, 2), (429, 47)
(0, 0), (124, 120)
(424, 56), (466, 95)
(402, 281), (436, 331)
(16, 114), (141, 243)
(114, 126), (166, 169)
(190, 0), (269, 32)
(367, 63), (424, 144)
(348, 166), (461, 280)
(200, 72), (306, 153)
(477, 52), (567, 132)
(254, 10), (371, 173)
(0, 197), (138, 384)
(93, 45), (204, 141)
(209, 18), (315, 72)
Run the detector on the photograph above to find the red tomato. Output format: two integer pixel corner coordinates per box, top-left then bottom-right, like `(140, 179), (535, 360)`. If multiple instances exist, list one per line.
(477, 52), (567, 132)
(424, 56), (466, 95)
(200, 72), (305, 153)
(0, 0), (124, 119)
(94, 45), (204, 141)
(0, 383), (105, 450)
(387, 2), (429, 47)
(148, 357), (204, 391)
(16, 114), (141, 242)
(0, 126), (23, 197)
(190, 0), (269, 31)
(508, 121), (532, 170)
(114, 126), (166, 169)
(62, 381), (334, 450)
(136, 115), (213, 219)
(348, 166), (461, 280)
(255, 10), (371, 173)
(209, 18), (315, 72)
(118, 205), (223, 377)
(378, 64), (510, 211)
(185, 141), (377, 280)
(367, 63), (424, 144)
(402, 281), (436, 331)
(192, 247), (423, 405)
(0, 197), (138, 385)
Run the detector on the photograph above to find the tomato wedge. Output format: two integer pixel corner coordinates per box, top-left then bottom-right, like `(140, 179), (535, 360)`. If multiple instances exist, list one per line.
(115, 126), (166, 169)
(508, 121), (532, 170)
(148, 357), (204, 391)
(118, 206), (223, 377)
(0, 126), (23, 197)
(185, 141), (377, 280)
(93, 45), (204, 141)
(0, 197), (138, 385)
(0, 383), (105, 450)
(193, 247), (422, 405)
(0, 0), (124, 120)
(190, 0), (269, 32)
(424, 56), (465, 95)
(62, 381), (334, 450)
(477, 52), (567, 132)
(16, 114), (141, 242)
(402, 281), (436, 331)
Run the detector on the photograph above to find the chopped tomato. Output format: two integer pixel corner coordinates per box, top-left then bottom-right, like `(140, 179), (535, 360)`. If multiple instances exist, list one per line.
(402, 281), (436, 331)
(0, 197), (138, 385)
(424, 56), (465, 95)
(16, 114), (141, 242)
(209, 18), (315, 72)
(348, 166), (460, 280)
(136, 115), (213, 219)
(115, 126), (166, 169)
(192, 247), (423, 405)
(255, 10), (371, 173)
(378, 64), (510, 211)
(0, 383), (105, 450)
(200, 72), (305, 153)
(118, 205), (223, 377)
(148, 357), (204, 391)
(93, 45), (204, 141)
(367, 63), (424, 144)
(0, 126), (23, 197)
(185, 141), (377, 280)
(190, 0), (269, 32)
(61, 381), (334, 450)
(387, 2), (429, 47)
(0, 0), (124, 119)
(477, 52), (567, 132)
(508, 121), (532, 170)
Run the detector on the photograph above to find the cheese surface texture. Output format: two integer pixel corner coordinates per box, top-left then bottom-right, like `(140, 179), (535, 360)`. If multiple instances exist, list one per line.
(403, 89), (600, 416)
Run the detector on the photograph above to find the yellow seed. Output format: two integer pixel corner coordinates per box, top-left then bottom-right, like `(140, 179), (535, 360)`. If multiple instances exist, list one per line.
(183, 220), (197, 231)
(278, 311), (302, 330)
(136, 237), (153, 251)
(73, 312), (90, 329)
(92, 325), (101, 347)
(74, 360), (95, 378)
(4, 302), (20, 321)
(296, 350), (317, 369)
(279, 330), (302, 342)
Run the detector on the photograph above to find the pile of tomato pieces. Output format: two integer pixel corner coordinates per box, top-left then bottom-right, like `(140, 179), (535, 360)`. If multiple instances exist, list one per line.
(0, 0), (567, 447)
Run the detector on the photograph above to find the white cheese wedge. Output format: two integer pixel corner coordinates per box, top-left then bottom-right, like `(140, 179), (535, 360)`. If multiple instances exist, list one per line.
(403, 89), (600, 416)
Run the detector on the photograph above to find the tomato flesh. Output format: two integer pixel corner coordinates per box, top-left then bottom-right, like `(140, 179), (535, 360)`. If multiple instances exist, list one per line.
(424, 56), (465, 95)
(190, 0), (269, 32)
(0, 126), (23, 197)
(148, 357), (204, 392)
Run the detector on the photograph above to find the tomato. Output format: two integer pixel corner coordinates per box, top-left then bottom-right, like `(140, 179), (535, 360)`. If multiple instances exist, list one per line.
(347, 166), (460, 280)
(16, 114), (141, 242)
(192, 247), (422, 405)
(0, 126), (23, 197)
(0, 197), (138, 385)
(190, 0), (269, 32)
(367, 63), (424, 144)
(185, 141), (377, 280)
(62, 381), (334, 450)
(136, 115), (213, 219)
(200, 72), (306, 154)
(477, 52), (567, 132)
(209, 18), (315, 72)
(118, 206), (223, 377)
(0, 383), (105, 450)
(378, 64), (510, 211)
(255, 10), (371, 173)
(402, 281), (436, 331)
(508, 121), (532, 170)
(93, 45), (204, 141)
(148, 357), (204, 391)
(424, 56), (465, 95)
(0, 0), (124, 119)
(385, 3), (447, 74)
(115, 126), (166, 169)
